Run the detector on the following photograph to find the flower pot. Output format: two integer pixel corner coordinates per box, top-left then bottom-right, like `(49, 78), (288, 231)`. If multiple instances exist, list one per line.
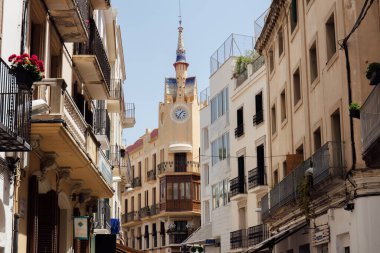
(11, 68), (34, 90)
(369, 70), (380, 86)
(349, 109), (360, 119)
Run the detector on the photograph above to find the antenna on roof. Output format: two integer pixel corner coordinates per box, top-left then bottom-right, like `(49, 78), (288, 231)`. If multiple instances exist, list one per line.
(178, 0), (182, 26)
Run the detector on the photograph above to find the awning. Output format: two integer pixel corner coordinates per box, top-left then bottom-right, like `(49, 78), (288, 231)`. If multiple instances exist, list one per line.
(168, 143), (193, 153)
(182, 223), (214, 245)
(248, 221), (307, 253)
(116, 243), (144, 253)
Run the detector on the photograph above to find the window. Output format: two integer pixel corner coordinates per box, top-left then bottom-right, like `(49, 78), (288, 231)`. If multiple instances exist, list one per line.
(138, 194), (141, 210)
(152, 154), (156, 170)
(309, 40), (318, 83)
(326, 12), (336, 61)
(167, 183), (173, 200)
(269, 49), (274, 73)
(318, 243), (328, 253)
(125, 199), (128, 213)
(293, 68), (301, 106)
(160, 149), (164, 162)
(254, 92), (264, 125)
(282, 160), (287, 178)
(344, 247), (350, 253)
(280, 89), (287, 122)
(290, 0), (298, 33)
(211, 132), (230, 165)
(211, 87), (229, 123)
(273, 170), (279, 186)
(160, 180), (165, 202)
(204, 164), (209, 186)
(180, 182), (185, 199)
(271, 104), (277, 135)
(131, 196), (135, 211)
(138, 162), (142, 178)
(203, 127), (209, 150)
(296, 144), (304, 159)
(173, 183), (178, 200)
(278, 28), (284, 57)
(185, 182), (191, 199)
(235, 107), (244, 138)
(299, 244), (310, 253)
(212, 179), (230, 209)
(313, 127), (322, 151)
(144, 158), (148, 181)
(145, 190), (149, 207)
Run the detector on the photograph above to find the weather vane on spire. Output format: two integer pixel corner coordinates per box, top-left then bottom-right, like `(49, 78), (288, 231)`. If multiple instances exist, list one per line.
(178, 0), (182, 27)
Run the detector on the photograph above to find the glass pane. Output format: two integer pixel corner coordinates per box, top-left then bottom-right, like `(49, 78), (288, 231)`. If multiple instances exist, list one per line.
(219, 182), (223, 205)
(173, 183), (178, 200)
(167, 183), (173, 200)
(185, 182), (191, 199)
(180, 182), (185, 199)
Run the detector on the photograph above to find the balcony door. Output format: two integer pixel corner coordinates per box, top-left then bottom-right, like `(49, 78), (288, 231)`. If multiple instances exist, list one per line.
(175, 153), (187, 172)
(238, 155), (245, 193)
(256, 145), (265, 185)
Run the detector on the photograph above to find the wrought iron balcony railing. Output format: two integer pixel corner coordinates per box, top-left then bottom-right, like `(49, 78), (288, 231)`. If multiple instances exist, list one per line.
(262, 142), (344, 220)
(235, 124), (244, 138)
(150, 203), (160, 216)
(75, 0), (90, 24)
(0, 58), (31, 151)
(147, 169), (156, 181)
(247, 224), (269, 247)
(252, 110), (264, 126)
(93, 108), (110, 141)
(132, 177), (141, 188)
(74, 18), (111, 90)
(248, 166), (266, 189)
(140, 206), (151, 218)
(121, 102), (136, 128)
(230, 176), (246, 198)
(236, 70), (248, 88)
(109, 145), (121, 167)
(230, 229), (247, 249)
(361, 83), (380, 167)
(157, 161), (200, 174)
(94, 199), (111, 230)
(109, 79), (122, 100)
(124, 211), (140, 223)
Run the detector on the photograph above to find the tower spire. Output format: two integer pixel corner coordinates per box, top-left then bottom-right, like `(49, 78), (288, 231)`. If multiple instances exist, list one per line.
(175, 0), (187, 63)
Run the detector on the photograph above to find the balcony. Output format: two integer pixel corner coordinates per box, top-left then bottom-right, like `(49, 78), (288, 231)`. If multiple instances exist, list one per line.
(90, 0), (111, 9)
(31, 79), (113, 198)
(109, 145), (120, 167)
(168, 229), (189, 245)
(0, 59), (31, 151)
(248, 166), (266, 191)
(230, 177), (247, 200)
(93, 108), (110, 149)
(99, 150), (113, 185)
(230, 229), (247, 250)
(73, 18), (111, 100)
(234, 124), (244, 138)
(247, 224), (269, 248)
(236, 70), (248, 88)
(107, 79), (123, 113)
(261, 142), (344, 221)
(150, 203), (160, 216)
(121, 102), (136, 128)
(361, 84), (380, 167)
(132, 177), (141, 188)
(147, 169), (156, 181)
(140, 206), (151, 218)
(94, 199), (111, 232)
(157, 161), (200, 175)
(122, 211), (140, 224)
(44, 0), (88, 42)
(252, 110), (264, 126)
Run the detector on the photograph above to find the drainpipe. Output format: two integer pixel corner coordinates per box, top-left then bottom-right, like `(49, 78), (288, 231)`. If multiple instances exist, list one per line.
(12, 213), (20, 253)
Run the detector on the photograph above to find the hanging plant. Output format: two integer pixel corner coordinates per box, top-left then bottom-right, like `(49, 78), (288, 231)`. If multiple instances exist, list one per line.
(296, 175), (314, 221)
(365, 62), (380, 85)
(190, 246), (197, 253)
(349, 102), (361, 119)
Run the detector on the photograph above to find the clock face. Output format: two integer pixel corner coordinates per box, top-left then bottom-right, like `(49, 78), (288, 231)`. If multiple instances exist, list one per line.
(171, 105), (189, 122)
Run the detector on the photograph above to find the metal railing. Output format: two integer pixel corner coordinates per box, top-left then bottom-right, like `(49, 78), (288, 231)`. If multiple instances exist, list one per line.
(210, 34), (253, 76)
(262, 142), (344, 219)
(251, 55), (265, 75)
(140, 206), (151, 218)
(236, 70), (248, 88)
(75, 0), (90, 24)
(93, 108), (110, 141)
(94, 199), (111, 230)
(132, 177), (141, 187)
(254, 8), (270, 39)
(252, 110), (264, 126)
(248, 224), (269, 247)
(110, 79), (122, 100)
(74, 18), (111, 90)
(230, 176), (246, 197)
(235, 124), (244, 138)
(248, 166), (266, 189)
(109, 145), (120, 167)
(147, 169), (156, 181)
(150, 203), (160, 216)
(124, 211), (140, 223)
(230, 229), (247, 249)
(361, 84), (380, 158)
(157, 161), (200, 174)
(99, 150), (113, 185)
(199, 87), (210, 109)
(0, 58), (31, 151)
(169, 232), (189, 245)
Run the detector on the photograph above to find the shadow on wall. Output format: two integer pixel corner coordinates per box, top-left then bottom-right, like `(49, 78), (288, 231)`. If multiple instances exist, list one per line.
(0, 199), (5, 249)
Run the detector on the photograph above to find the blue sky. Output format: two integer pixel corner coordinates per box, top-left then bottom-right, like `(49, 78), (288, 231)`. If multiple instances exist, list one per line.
(112, 0), (271, 145)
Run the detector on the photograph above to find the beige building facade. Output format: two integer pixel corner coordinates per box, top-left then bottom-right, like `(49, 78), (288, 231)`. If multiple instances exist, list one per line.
(121, 23), (201, 253)
(249, 0), (380, 253)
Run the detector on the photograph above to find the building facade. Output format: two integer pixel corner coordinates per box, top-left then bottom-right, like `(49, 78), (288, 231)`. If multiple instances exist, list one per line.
(251, 0), (380, 252)
(121, 23), (201, 253)
(0, 0), (135, 252)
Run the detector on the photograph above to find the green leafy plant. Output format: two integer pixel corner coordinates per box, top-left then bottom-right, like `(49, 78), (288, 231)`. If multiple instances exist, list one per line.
(234, 51), (260, 76)
(8, 53), (45, 81)
(197, 246), (204, 253)
(349, 102), (361, 111)
(190, 246), (197, 253)
(297, 176), (314, 220)
(365, 62), (380, 79)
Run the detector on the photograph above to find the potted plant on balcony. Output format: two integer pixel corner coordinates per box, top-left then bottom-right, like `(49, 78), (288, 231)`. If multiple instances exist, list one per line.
(8, 53), (44, 90)
(349, 102), (361, 119)
(197, 246), (204, 253)
(365, 62), (380, 85)
(190, 246), (197, 253)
